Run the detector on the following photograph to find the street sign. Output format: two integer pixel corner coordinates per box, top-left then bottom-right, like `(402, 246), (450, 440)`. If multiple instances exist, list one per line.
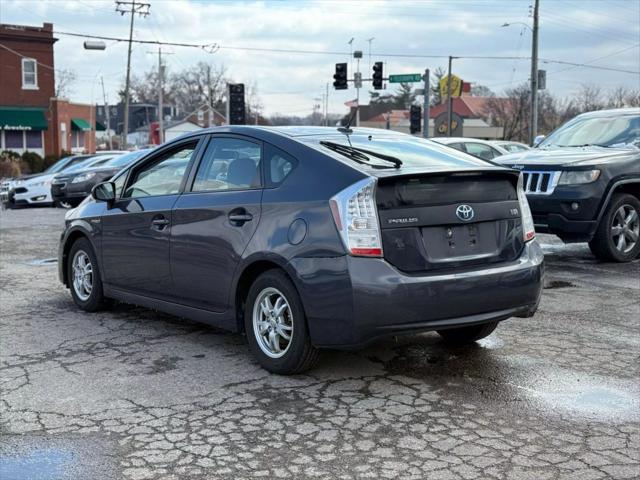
(538, 69), (546, 90)
(354, 72), (363, 89)
(389, 73), (422, 83)
(439, 74), (463, 99)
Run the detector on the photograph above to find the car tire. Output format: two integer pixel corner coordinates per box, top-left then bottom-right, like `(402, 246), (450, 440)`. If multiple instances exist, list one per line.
(437, 321), (498, 344)
(588, 193), (640, 262)
(244, 269), (319, 374)
(55, 200), (73, 209)
(67, 237), (107, 312)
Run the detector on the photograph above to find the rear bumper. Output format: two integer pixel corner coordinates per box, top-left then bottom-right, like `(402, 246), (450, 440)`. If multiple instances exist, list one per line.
(290, 240), (544, 348)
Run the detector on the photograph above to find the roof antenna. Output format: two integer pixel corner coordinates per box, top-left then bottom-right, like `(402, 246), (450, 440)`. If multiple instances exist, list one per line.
(337, 105), (358, 145)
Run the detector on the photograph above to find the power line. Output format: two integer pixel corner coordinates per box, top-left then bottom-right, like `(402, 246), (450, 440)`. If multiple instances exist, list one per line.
(51, 30), (639, 75)
(53, 30), (218, 52)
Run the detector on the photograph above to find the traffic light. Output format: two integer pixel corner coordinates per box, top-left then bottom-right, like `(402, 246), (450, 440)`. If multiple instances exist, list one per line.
(372, 61), (383, 90)
(333, 63), (348, 90)
(228, 83), (246, 125)
(410, 105), (422, 134)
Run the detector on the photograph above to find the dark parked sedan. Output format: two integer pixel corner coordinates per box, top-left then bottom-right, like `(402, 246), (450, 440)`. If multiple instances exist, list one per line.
(58, 127), (543, 374)
(51, 149), (152, 207)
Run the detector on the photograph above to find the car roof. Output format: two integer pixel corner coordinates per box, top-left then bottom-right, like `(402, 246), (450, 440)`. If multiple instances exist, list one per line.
(575, 107), (640, 119)
(432, 137), (494, 145)
(176, 125), (408, 141)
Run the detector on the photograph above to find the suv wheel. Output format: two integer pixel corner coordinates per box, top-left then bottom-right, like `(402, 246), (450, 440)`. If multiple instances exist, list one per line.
(67, 238), (107, 311)
(244, 270), (319, 374)
(437, 321), (498, 343)
(589, 193), (640, 262)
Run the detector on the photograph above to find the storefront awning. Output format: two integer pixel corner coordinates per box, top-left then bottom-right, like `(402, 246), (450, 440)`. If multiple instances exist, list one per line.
(95, 121), (107, 131)
(71, 118), (91, 131)
(0, 107), (48, 130)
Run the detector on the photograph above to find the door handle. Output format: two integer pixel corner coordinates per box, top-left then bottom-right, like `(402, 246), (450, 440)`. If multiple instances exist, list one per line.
(228, 210), (253, 225)
(151, 215), (170, 230)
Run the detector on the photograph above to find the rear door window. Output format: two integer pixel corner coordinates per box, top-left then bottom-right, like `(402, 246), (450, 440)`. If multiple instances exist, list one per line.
(464, 142), (497, 160)
(192, 137), (262, 192)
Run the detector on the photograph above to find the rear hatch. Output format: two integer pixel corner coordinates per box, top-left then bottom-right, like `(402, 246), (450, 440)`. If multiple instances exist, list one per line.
(375, 170), (524, 272)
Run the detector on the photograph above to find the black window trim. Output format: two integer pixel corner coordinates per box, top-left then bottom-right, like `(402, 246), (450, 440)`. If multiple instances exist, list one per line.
(116, 136), (205, 201)
(184, 133), (264, 195)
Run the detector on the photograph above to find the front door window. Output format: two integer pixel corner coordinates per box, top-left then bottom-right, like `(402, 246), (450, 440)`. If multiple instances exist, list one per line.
(124, 145), (195, 198)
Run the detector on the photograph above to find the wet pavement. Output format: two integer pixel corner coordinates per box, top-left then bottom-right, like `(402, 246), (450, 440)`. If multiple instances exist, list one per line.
(1, 207), (639, 479)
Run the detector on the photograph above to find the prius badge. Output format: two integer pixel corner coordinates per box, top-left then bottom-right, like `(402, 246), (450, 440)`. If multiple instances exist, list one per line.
(456, 204), (475, 222)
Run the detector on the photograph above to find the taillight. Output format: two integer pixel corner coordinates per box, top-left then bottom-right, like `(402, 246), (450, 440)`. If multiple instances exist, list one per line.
(330, 177), (383, 257)
(518, 174), (536, 242)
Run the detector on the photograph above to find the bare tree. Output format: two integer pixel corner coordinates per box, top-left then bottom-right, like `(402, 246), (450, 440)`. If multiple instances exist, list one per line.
(574, 84), (606, 112)
(485, 83), (530, 141)
(470, 84), (495, 97)
(246, 82), (264, 125)
(607, 86), (640, 108)
(623, 89), (640, 107)
(55, 69), (76, 98)
(169, 62), (228, 115)
(429, 66), (447, 106)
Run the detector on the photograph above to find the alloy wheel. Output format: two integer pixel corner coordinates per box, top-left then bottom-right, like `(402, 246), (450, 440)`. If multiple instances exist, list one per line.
(72, 250), (93, 301)
(610, 204), (639, 254)
(252, 287), (294, 358)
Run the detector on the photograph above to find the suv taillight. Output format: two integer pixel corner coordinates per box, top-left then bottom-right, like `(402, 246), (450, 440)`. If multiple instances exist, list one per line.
(518, 174), (536, 242)
(330, 177), (383, 257)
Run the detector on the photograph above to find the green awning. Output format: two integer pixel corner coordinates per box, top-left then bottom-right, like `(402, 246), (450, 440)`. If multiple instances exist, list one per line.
(71, 118), (91, 131)
(95, 121), (107, 131)
(0, 107), (48, 130)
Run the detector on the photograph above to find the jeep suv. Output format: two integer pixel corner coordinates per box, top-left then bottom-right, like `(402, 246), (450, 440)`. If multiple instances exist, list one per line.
(496, 108), (640, 262)
(58, 127), (543, 374)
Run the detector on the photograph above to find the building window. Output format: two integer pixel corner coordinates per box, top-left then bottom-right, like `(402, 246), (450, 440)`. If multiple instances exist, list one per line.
(26, 130), (43, 149)
(71, 130), (85, 149)
(5, 131), (24, 149)
(21, 58), (38, 90)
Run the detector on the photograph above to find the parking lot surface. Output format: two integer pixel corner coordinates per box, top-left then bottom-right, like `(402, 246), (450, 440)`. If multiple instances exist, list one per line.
(1, 207), (639, 480)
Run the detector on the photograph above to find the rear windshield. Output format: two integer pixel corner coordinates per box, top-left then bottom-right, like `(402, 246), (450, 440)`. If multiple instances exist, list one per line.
(310, 134), (493, 169)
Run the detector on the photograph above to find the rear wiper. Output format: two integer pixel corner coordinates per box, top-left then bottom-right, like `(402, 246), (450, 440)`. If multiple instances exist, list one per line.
(319, 141), (402, 169)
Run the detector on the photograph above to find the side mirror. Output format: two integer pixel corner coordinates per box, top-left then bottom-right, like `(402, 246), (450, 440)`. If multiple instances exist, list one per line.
(91, 181), (116, 203)
(532, 135), (546, 147)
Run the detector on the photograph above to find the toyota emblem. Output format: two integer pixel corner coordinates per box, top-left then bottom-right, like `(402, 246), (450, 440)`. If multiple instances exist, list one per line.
(456, 204), (474, 221)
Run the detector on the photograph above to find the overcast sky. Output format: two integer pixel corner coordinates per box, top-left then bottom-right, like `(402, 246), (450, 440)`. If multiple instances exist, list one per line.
(2, 0), (639, 116)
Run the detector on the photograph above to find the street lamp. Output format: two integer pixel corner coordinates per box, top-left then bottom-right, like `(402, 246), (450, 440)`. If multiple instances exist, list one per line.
(502, 0), (539, 145)
(501, 22), (532, 32)
(83, 40), (106, 50)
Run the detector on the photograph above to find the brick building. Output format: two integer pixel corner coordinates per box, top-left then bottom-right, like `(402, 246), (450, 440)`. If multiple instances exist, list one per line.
(0, 22), (96, 157)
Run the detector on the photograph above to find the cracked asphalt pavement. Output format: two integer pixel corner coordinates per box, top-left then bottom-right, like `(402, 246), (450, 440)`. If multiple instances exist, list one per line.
(1, 207), (639, 480)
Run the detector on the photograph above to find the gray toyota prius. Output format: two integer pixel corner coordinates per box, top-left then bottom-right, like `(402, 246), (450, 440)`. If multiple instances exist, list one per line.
(58, 126), (544, 374)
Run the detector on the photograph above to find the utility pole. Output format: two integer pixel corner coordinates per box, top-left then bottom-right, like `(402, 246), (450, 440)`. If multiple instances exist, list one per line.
(354, 50), (363, 127)
(158, 48), (164, 143)
(147, 47), (172, 144)
(116, 0), (150, 147)
(100, 76), (113, 150)
(206, 65), (213, 127)
(422, 68), (430, 138)
(325, 83), (329, 126)
(447, 56), (453, 137)
(366, 37), (375, 73)
(530, 0), (540, 145)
